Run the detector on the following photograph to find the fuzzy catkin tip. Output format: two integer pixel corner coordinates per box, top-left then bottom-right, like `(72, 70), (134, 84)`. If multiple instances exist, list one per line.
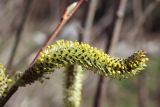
(19, 40), (149, 86)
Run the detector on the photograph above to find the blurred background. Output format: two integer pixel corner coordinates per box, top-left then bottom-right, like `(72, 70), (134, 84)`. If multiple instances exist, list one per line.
(0, 0), (160, 107)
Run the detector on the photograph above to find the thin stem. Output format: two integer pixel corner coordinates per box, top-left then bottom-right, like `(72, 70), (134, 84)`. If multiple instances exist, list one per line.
(6, 0), (32, 72)
(132, 0), (143, 20)
(128, 0), (160, 41)
(108, 0), (127, 53)
(132, 1), (149, 107)
(83, 0), (98, 42)
(0, 84), (18, 107)
(93, 77), (108, 107)
(137, 72), (148, 107)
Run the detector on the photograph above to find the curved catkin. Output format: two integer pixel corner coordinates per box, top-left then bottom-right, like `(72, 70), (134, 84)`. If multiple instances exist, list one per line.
(0, 64), (12, 97)
(19, 40), (148, 86)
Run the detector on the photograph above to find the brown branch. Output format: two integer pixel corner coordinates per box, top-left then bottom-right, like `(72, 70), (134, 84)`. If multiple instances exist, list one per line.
(93, 0), (128, 107)
(0, 0), (85, 106)
(6, 0), (33, 73)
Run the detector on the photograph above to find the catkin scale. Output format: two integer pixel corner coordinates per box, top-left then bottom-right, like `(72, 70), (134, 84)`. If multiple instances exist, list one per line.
(19, 40), (148, 86)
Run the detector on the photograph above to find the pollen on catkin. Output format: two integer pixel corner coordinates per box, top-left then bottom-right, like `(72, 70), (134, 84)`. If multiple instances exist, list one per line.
(0, 64), (12, 97)
(19, 40), (149, 86)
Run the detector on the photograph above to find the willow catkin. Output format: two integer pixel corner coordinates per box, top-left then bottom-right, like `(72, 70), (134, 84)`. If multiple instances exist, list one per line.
(19, 40), (148, 86)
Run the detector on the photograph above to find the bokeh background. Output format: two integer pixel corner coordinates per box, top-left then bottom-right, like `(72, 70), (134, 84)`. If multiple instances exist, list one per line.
(0, 0), (160, 107)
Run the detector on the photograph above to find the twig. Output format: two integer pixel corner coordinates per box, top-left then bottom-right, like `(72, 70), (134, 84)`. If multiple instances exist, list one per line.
(132, 0), (143, 20)
(93, 0), (128, 107)
(83, 0), (98, 42)
(128, 0), (160, 42)
(0, 0), (85, 106)
(6, 0), (33, 72)
(0, 36), (11, 55)
(137, 72), (148, 107)
(132, 1), (149, 107)
(91, 8), (113, 44)
(108, 0), (127, 53)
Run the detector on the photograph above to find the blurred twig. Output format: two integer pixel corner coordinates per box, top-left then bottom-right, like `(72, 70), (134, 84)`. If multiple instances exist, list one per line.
(156, 74), (160, 107)
(0, 0), (85, 106)
(6, 0), (33, 72)
(132, 0), (143, 20)
(128, 0), (160, 42)
(137, 72), (148, 107)
(83, 0), (98, 42)
(13, 46), (39, 71)
(91, 8), (113, 44)
(132, 1), (148, 107)
(93, 0), (128, 107)
(0, 36), (12, 55)
(108, 0), (127, 52)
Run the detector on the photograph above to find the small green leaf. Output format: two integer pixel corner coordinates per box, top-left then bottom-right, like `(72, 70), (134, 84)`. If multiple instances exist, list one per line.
(66, 2), (77, 15)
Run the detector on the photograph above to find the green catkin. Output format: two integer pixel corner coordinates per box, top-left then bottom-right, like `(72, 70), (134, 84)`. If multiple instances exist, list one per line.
(0, 64), (12, 97)
(18, 40), (149, 86)
(64, 65), (84, 107)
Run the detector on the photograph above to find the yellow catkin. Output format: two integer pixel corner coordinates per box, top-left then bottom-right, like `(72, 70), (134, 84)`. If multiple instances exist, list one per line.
(19, 40), (149, 86)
